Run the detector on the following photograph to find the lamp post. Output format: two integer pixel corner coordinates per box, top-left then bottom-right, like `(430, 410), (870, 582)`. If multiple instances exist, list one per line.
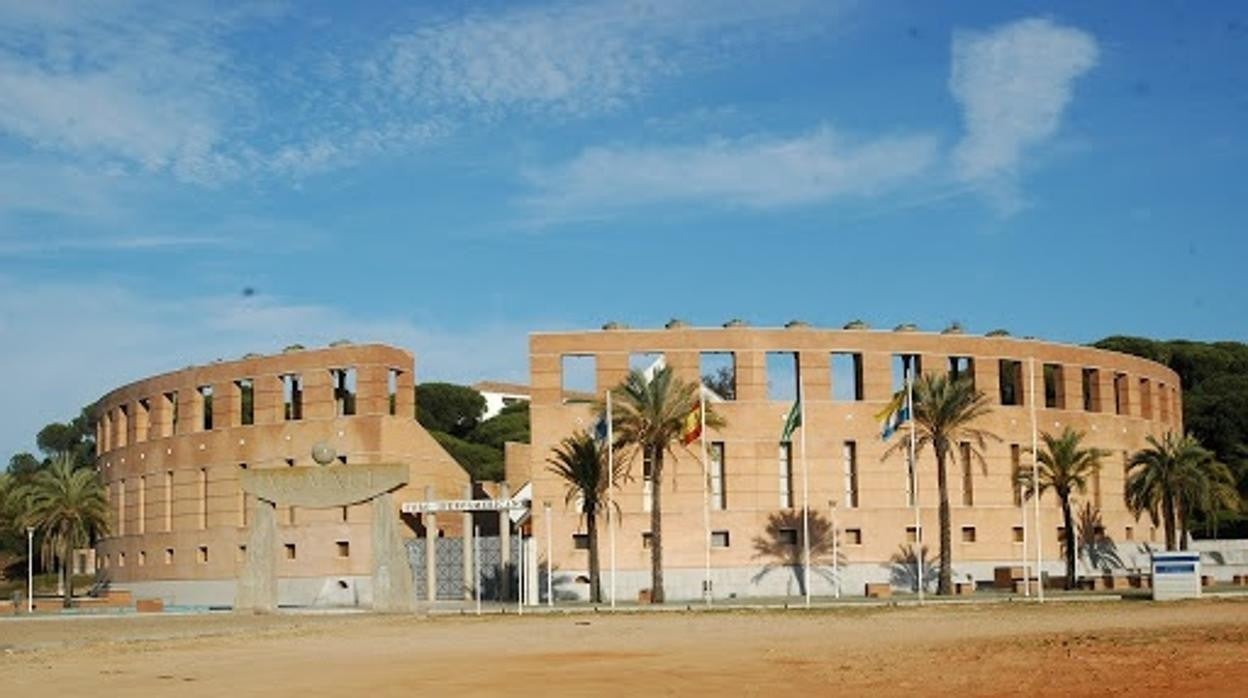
(27, 527), (34, 614)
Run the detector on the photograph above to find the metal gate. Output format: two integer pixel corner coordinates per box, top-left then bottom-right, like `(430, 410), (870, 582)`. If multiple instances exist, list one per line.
(408, 537), (520, 601)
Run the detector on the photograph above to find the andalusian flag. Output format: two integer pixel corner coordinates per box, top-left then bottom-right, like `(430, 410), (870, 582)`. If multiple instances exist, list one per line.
(680, 401), (703, 445)
(875, 389), (911, 440)
(780, 399), (802, 443)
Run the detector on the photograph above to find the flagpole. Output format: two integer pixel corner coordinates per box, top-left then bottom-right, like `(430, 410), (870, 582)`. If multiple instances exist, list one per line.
(800, 368), (811, 609)
(700, 386), (711, 607)
(607, 389), (617, 610)
(908, 366), (923, 604)
(1029, 357), (1044, 602)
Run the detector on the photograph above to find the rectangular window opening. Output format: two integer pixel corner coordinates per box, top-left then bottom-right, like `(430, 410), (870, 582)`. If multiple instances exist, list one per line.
(331, 368), (357, 417)
(1113, 372), (1128, 415)
(766, 351), (799, 402)
(711, 530), (731, 548)
(283, 374), (303, 421)
(961, 526), (977, 543)
(164, 471), (173, 532)
(236, 379), (255, 426)
(778, 442), (794, 509)
(778, 528), (798, 546)
(1010, 444), (1022, 507)
(892, 354), (921, 392)
(164, 391), (179, 435)
(960, 441), (974, 506)
(199, 385), (214, 430)
(284, 543), (297, 560)
(949, 356), (975, 390)
(1043, 364), (1065, 409)
(1013, 526), (1025, 543)
(1082, 368), (1101, 412)
(700, 352), (736, 401)
(560, 355), (597, 401)
(842, 441), (859, 509)
(845, 528), (863, 545)
(1125, 526), (1134, 541)
(905, 526), (923, 543)
(336, 540), (350, 558)
(1139, 378), (1152, 419)
(642, 532), (654, 549)
(138, 550), (146, 567)
(164, 548), (174, 565)
(136, 398), (150, 442)
(387, 369), (400, 416)
(998, 359), (1024, 406)
(197, 545), (209, 564)
(832, 352), (864, 401)
(709, 442), (726, 510)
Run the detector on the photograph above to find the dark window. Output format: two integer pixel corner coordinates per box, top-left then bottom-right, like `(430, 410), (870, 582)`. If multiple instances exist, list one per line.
(832, 352), (864, 401)
(777, 528), (798, 545)
(236, 379), (255, 425)
(998, 360), (1023, 406)
(1043, 364), (1065, 409)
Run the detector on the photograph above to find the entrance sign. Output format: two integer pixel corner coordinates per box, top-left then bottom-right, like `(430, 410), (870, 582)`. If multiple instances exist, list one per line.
(401, 498), (529, 514)
(1151, 551), (1201, 601)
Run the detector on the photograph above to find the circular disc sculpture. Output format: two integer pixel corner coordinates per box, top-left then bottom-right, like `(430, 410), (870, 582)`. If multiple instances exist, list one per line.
(311, 442), (337, 466)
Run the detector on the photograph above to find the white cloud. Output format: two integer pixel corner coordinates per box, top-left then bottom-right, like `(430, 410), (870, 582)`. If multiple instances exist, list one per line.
(368, 0), (837, 117)
(950, 18), (1099, 190)
(523, 126), (939, 217)
(0, 275), (529, 456)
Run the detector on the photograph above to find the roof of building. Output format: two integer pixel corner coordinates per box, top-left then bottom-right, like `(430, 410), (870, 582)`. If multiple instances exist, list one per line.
(472, 380), (530, 396)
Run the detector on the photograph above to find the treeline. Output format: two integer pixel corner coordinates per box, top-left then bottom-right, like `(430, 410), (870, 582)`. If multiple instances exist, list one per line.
(415, 383), (529, 482)
(1094, 336), (1248, 536)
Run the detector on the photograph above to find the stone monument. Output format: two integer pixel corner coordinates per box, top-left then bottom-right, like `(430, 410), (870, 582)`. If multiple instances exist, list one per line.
(235, 443), (413, 612)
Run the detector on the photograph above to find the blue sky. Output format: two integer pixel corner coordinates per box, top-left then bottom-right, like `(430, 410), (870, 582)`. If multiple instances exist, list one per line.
(1, 1), (1246, 455)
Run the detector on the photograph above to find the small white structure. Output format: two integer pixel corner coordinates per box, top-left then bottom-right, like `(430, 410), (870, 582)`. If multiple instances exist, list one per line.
(473, 381), (531, 420)
(1151, 551), (1201, 600)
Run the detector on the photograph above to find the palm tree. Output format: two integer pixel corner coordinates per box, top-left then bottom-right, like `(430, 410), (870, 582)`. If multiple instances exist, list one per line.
(606, 366), (724, 603)
(1019, 427), (1106, 589)
(546, 431), (625, 603)
(16, 455), (109, 608)
(883, 373), (997, 595)
(1127, 433), (1237, 551)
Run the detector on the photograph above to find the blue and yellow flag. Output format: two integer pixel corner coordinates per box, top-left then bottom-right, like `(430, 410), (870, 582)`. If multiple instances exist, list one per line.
(876, 390), (910, 440)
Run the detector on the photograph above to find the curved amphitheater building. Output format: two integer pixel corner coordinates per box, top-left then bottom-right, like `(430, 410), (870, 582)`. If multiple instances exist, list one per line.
(92, 326), (1183, 606)
(514, 325), (1183, 600)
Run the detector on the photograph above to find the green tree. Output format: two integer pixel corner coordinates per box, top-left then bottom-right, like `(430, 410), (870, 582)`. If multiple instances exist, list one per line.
(35, 408), (96, 468)
(606, 366), (724, 603)
(1019, 428), (1107, 589)
(466, 402), (530, 449)
(546, 431), (624, 603)
(1126, 433), (1238, 550)
(416, 383), (486, 438)
(883, 373), (997, 595)
(429, 431), (504, 482)
(7, 452), (42, 480)
(15, 455), (109, 607)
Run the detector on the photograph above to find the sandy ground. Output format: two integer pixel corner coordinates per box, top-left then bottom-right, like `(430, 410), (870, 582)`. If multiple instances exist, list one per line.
(2, 600), (1246, 697)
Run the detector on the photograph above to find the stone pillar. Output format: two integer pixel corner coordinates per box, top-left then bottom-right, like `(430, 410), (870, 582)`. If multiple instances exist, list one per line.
(235, 499), (278, 613)
(424, 485), (437, 603)
(462, 484), (474, 601)
(371, 491), (413, 612)
(499, 483), (511, 602)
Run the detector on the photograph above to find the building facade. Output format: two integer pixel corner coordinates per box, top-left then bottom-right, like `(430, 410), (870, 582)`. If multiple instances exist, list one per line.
(92, 343), (468, 607)
(516, 326), (1183, 601)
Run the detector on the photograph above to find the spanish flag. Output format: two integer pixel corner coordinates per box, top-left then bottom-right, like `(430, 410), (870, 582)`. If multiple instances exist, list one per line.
(680, 402), (703, 445)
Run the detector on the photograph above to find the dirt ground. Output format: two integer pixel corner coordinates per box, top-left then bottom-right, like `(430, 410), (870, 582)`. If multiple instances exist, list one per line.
(2, 599), (1246, 697)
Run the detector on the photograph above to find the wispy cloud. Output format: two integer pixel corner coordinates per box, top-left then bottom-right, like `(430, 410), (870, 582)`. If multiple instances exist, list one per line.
(522, 126), (939, 219)
(368, 0), (839, 118)
(0, 274), (529, 453)
(950, 18), (1099, 210)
